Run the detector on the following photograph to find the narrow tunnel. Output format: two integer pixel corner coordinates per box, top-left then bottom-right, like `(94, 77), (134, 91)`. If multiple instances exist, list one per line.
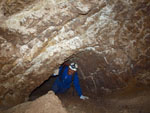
(28, 51), (150, 113)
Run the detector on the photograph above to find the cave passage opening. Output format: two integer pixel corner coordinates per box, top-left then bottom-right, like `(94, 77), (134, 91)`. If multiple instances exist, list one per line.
(28, 50), (104, 102)
(28, 53), (106, 113)
(29, 75), (57, 101)
(28, 58), (93, 101)
(28, 50), (150, 113)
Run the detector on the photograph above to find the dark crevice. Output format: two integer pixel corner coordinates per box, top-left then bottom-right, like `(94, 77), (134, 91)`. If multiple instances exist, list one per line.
(29, 76), (57, 101)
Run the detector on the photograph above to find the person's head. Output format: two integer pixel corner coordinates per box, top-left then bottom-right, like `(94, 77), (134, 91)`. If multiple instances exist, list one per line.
(68, 62), (78, 75)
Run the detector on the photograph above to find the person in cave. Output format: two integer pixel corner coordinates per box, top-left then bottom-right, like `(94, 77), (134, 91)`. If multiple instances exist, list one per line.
(51, 62), (89, 100)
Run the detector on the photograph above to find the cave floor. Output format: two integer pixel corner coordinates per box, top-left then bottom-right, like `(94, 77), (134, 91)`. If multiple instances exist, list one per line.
(1, 78), (150, 113)
(58, 78), (150, 113)
(58, 86), (150, 113)
(29, 78), (150, 113)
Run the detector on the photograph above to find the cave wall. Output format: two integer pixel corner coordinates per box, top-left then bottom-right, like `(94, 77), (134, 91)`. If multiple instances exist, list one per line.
(0, 0), (150, 106)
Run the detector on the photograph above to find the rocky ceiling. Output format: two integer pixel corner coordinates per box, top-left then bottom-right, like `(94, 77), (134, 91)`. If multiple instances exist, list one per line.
(0, 0), (150, 107)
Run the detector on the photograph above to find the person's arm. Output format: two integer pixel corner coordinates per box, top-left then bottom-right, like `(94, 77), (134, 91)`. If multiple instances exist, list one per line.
(73, 72), (89, 100)
(73, 72), (83, 97)
(52, 66), (63, 76)
(52, 69), (59, 76)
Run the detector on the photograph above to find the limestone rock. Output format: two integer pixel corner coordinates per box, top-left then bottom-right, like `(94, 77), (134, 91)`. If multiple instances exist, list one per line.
(0, 0), (149, 107)
(2, 91), (67, 113)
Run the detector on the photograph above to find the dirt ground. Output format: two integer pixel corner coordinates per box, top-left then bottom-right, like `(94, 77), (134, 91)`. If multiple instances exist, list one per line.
(57, 86), (150, 113)
(29, 77), (150, 113)
(1, 77), (150, 113)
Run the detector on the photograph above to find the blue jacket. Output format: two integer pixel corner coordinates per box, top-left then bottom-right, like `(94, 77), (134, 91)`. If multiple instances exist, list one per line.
(51, 66), (83, 96)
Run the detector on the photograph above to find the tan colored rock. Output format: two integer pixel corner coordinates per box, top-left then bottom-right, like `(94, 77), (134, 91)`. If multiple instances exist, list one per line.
(2, 91), (67, 113)
(0, 0), (149, 107)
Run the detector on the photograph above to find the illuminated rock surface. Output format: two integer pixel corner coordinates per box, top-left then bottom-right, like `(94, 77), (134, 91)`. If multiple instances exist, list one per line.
(0, 0), (150, 107)
(2, 91), (67, 113)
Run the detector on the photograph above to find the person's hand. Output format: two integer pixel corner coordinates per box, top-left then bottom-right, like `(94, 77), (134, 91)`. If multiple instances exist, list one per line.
(53, 69), (59, 76)
(80, 95), (89, 100)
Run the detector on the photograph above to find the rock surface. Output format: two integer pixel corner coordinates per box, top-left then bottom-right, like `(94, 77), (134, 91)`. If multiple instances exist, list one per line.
(1, 91), (67, 113)
(0, 0), (150, 107)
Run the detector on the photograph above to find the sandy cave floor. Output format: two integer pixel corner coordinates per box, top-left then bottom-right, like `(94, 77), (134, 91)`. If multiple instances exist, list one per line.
(57, 88), (150, 113)
(1, 78), (150, 113)
(28, 78), (150, 113)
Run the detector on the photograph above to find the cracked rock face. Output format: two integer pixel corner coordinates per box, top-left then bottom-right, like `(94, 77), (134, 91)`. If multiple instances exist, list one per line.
(0, 0), (150, 107)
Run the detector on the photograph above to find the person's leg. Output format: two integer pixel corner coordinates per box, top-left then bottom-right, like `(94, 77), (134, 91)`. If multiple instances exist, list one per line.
(51, 79), (60, 93)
